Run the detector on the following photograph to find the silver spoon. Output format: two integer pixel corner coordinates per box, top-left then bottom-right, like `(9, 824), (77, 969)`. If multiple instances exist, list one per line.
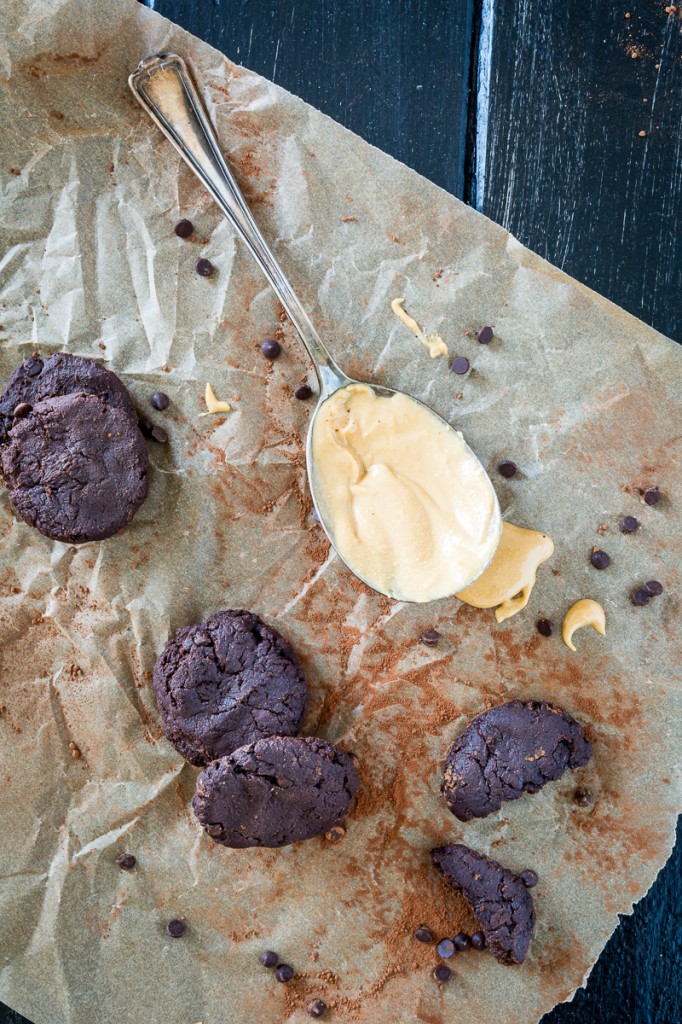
(129, 52), (500, 601)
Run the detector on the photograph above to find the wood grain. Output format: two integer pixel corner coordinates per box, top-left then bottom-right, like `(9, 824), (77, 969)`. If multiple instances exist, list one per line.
(481, 0), (682, 343)
(151, 0), (475, 197)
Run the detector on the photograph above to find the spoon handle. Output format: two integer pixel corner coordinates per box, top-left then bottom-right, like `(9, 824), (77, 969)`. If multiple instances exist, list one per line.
(129, 52), (345, 393)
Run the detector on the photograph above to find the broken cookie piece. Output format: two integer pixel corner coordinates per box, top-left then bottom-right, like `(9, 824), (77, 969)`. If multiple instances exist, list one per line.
(442, 699), (592, 821)
(431, 844), (535, 965)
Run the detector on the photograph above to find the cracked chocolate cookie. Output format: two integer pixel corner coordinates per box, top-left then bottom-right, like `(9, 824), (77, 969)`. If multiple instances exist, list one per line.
(153, 610), (308, 767)
(432, 844), (535, 965)
(0, 352), (136, 443)
(192, 735), (360, 848)
(0, 392), (148, 543)
(442, 699), (592, 821)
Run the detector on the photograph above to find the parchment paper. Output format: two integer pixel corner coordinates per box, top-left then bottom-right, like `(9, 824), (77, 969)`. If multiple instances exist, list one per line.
(0, 2), (680, 1023)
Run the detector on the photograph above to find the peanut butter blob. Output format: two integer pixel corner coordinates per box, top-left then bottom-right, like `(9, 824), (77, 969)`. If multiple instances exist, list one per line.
(310, 383), (501, 603)
(456, 522), (554, 622)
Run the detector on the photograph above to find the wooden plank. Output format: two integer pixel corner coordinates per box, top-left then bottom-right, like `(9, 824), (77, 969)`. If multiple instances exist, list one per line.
(149, 0), (475, 197)
(480, 0), (682, 342)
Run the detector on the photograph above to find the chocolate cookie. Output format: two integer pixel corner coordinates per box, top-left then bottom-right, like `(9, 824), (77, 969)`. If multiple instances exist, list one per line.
(0, 352), (136, 443)
(153, 610), (308, 767)
(0, 393), (148, 543)
(192, 736), (360, 848)
(432, 844), (535, 965)
(442, 699), (592, 821)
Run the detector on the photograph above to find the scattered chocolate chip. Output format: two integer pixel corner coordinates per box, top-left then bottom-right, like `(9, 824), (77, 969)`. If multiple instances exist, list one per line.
(294, 383), (314, 401)
(520, 869), (539, 889)
(620, 516), (640, 533)
(574, 788), (593, 807)
(644, 580), (663, 596)
(414, 926), (434, 943)
(166, 919), (186, 938)
(470, 931), (486, 950)
(497, 460), (518, 478)
(643, 487), (661, 506)
(476, 325), (494, 344)
(24, 356), (43, 377)
(12, 403), (32, 419)
(453, 932), (471, 951)
(631, 588), (651, 606)
(536, 618), (553, 637)
(275, 964), (294, 983)
(451, 356), (470, 375)
(174, 219), (193, 238)
(433, 964), (452, 983)
(116, 853), (136, 870)
(150, 425), (168, 444)
(151, 391), (170, 411)
(590, 549), (611, 570)
(259, 950), (278, 968)
(138, 418), (154, 438)
(261, 339), (281, 360)
(306, 999), (327, 1018)
(437, 938), (456, 959)
(195, 258), (214, 277)
(421, 629), (441, 646)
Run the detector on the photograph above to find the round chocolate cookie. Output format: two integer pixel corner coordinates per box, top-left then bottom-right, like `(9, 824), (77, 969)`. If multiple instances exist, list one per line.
(192, 736), (360, 848)
(0, 352), (136, 443)
(0, 392), (148, 543)
(153, 610), (308, 767)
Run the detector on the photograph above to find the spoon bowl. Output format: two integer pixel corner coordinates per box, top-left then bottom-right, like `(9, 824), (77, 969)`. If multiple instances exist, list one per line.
(129, 52), (501, 602)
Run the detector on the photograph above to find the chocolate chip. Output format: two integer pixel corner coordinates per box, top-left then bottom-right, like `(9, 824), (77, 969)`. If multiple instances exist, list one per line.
(306, 999), (327, 1018)
(590, 549), (611, 570)
(620, 516), (640, 533)
(166, 919), (186, 938)
(24, 356), (43, 377)
(195, 258), (214, 277)
(574, 788), (593, 807)
(451, 356), (470, 375)
(138, 418), (154, 438)
(261, 339), (281, 360)
(151, 391), (170, 411)
(12, 403), (32, 419)
(644, 580), (663, 596)
(453, 932), (471, 951)
(174, 219), (193, 238)
(433, 964), (452, 983)
(421, 629), (441, 646)
(537, 618), (553, 637)
(520, 869), (538, 888)
(259, 950), (278, 968)
(116, 853), (136, 870)
(497, 460), (518, 478)
(437, 938), (456, 959)
(414, 926), (434, 943)
(470, 931), (486, 950)
(275, 964), (294, 983)
(631, 588), (651, 606)
(643, 487), (661, 506)
(294, 383), (314, 401)
(476, 325), (494, 344)
(150, 425), (168, 444)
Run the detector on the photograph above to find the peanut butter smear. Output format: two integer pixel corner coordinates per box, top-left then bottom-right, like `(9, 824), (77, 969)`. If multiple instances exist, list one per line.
(456, 522), (554, 622)
(562, 599), (606, 652)
(310, 383), (500, 603)
(391, 297), (448, 358)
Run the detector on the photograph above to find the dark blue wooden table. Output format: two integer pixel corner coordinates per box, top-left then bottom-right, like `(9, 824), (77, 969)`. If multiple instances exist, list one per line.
(2, 2), (680, 1022)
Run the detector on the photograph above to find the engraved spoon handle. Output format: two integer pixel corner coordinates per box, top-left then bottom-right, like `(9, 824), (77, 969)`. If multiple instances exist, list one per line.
(129, 52), (346, 395)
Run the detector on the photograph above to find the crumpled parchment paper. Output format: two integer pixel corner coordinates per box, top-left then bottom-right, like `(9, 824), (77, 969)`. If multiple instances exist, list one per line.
(0, 2), (680, 1023)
